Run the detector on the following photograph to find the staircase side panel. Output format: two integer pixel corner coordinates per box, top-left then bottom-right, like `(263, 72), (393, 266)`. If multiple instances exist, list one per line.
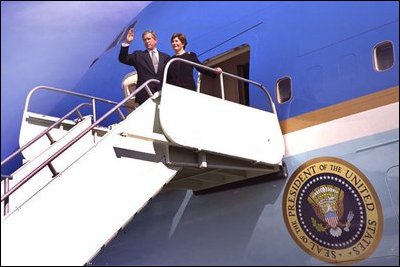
(160, 84), (285, 164)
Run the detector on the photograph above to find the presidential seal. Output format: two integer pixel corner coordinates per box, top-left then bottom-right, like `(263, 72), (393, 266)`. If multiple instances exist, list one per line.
(282, 157), (383, 263)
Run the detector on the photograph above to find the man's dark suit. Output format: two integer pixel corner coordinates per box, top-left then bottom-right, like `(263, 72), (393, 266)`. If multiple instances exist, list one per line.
(119, 46), (170, 104)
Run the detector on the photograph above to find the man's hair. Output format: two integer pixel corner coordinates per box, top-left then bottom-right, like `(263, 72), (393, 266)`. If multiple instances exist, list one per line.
(170, 33), (188, 49)
(142, 30), (157, 40)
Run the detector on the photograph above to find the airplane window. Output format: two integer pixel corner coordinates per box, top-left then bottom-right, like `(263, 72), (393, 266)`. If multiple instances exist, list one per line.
(373, 41), (394, 71)
(276, 77), (292, 104)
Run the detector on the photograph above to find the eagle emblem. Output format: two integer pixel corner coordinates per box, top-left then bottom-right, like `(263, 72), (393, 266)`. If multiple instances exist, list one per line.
(307, 185), (353, 237)
(283, 157), (383, 263)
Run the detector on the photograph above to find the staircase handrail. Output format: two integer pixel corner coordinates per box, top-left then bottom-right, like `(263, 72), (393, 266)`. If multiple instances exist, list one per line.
(1, 79), (160, 204)
(163, 57), (276, 114)
(1, 102), (92, 168)
(23, 85), (129, 123)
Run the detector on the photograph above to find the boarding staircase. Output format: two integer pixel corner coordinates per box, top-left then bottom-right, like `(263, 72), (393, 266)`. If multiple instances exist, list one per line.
(1, 58), (285, 265)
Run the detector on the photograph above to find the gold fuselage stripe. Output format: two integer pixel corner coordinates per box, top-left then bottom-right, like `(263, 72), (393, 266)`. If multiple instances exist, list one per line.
(280, 86), (399, 134)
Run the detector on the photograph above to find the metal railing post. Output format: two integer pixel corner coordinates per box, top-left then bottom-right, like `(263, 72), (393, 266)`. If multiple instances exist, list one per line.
(219, 74), (225, 100)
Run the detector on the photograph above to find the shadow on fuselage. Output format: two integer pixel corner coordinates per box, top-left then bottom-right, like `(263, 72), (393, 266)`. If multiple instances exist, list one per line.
(89, 177), (286, 265)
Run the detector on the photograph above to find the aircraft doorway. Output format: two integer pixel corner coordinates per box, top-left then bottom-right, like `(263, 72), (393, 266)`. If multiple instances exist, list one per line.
(199, 45), (250, 106)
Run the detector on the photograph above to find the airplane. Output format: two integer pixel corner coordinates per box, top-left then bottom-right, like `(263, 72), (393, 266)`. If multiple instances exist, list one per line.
(1, 1), (398, 265)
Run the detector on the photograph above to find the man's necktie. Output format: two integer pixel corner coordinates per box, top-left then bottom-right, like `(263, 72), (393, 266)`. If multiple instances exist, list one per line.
(151, 50), (158, 73)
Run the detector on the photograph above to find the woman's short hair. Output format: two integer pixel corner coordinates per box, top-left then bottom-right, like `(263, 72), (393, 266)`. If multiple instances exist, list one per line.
(171, 33), (188, 49)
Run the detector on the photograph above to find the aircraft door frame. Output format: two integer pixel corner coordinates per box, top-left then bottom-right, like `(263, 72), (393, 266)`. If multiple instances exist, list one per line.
(199, 44), (250, 106)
